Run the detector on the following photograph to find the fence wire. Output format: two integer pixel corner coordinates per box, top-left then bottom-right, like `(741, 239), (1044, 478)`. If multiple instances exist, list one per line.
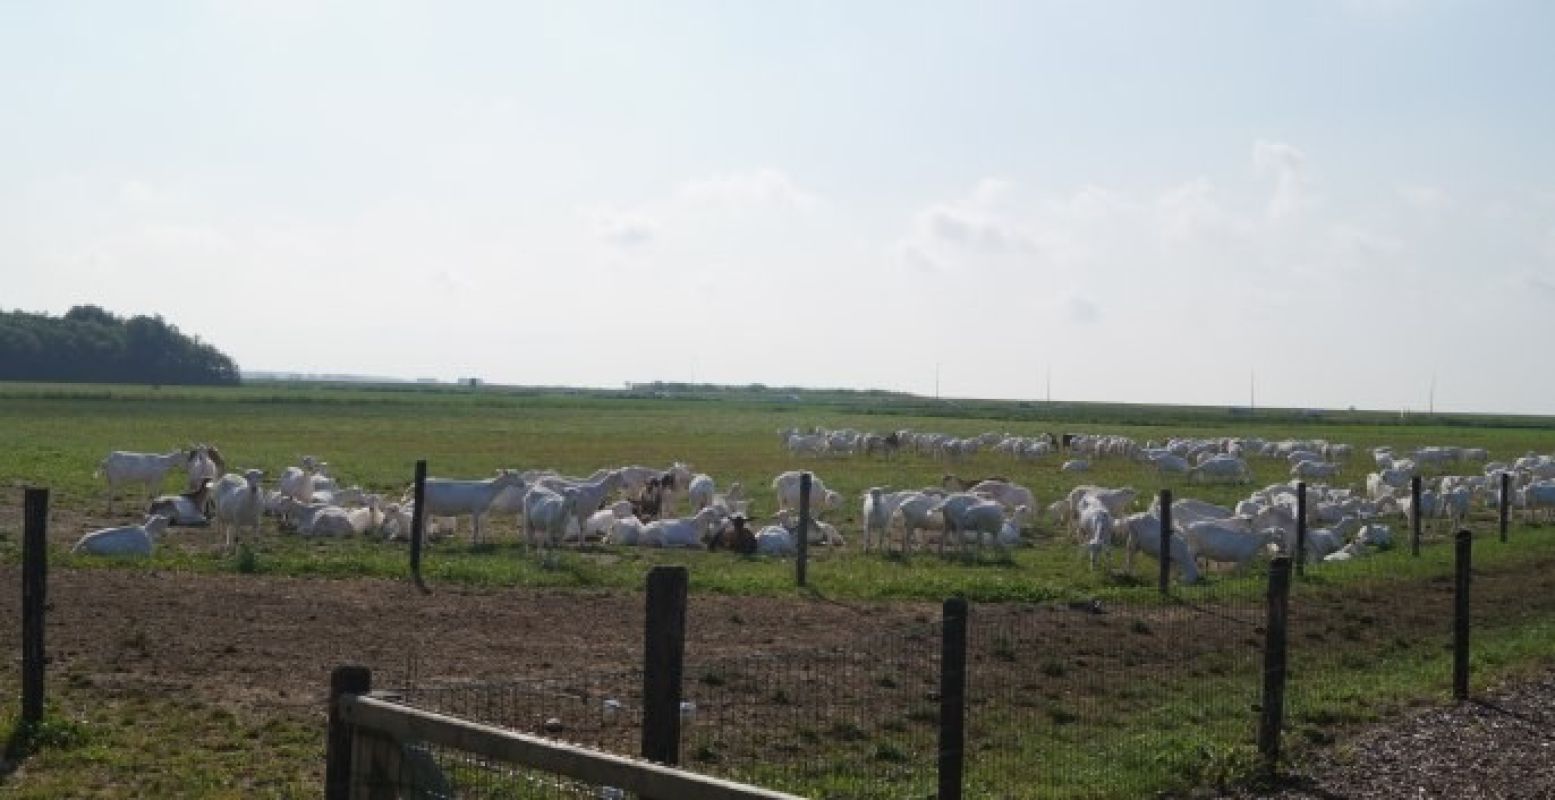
(394, 668), (647, 759)
(966, 588), (1265, 799)
(344, 712), (643, 799)
(682, 620), (943, 799)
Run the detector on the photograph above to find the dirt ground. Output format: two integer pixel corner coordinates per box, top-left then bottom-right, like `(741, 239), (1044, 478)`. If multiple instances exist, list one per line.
(0, 566), (942, 715)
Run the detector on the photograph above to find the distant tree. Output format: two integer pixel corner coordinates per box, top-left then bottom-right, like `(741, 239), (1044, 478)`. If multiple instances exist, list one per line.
(0, 306), (240, 386)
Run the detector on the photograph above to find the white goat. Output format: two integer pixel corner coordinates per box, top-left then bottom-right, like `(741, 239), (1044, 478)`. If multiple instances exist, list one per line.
(523, 486), (580, 550)
(1180, 521), (1277, 572)
(73, 514), (171, 557)
(686, 474), (716, 511)
(537, 471), (625, 548)
(1115, 511), (1200, 584)
(772, 471), (843, 513)
(214, 469), (266, 549)
(862, 487), (892, 552)
(1078, 501), (1115, 569)
(97, 449), (187, 512)
(423, 470), (528, 545)
(184, 444), (225, 493)
(643, 508), (722, 549)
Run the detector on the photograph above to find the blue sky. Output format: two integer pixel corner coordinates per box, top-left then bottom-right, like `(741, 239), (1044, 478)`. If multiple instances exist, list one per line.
(4, 1), (1555, 412)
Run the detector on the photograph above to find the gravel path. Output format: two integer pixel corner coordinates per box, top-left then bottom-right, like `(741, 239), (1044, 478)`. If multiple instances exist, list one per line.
(1227, 668), (1555, 800)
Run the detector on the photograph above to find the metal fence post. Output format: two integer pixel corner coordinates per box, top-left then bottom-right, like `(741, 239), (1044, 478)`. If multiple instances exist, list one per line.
(1295, 482), (1307, 577)
(642, 566), (688, 768)
(796, 473), (811, 587)
(1499, 472), (1510, 543)
(1454, 530), (1472, 701)
(22, 487), (48, 729)
(327, 665), (372, 800)
(1410, 475), (1423, 557)
(938, 597), (968, 800)
(1258, 556), (1293, 775)
(1157, 488), (1172, 595)
(410, 459), (429, 593)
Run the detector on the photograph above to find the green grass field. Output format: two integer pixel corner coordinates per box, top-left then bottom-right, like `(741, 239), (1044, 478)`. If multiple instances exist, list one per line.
(3, 380), (1555, 798)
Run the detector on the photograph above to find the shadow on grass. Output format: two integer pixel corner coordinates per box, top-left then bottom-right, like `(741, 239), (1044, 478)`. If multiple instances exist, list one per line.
(0, 715), (90, 783)
(0, 719), (27, 782)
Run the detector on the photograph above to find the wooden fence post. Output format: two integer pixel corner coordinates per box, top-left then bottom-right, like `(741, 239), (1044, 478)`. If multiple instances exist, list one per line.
(1499, 472), (1510, 544)
(642, 566), (688, 769)
(327, 665), (373, 800)
(1295, 482), (1307, 577)
(1454, 530), (1472, 701)
(1410, 476), (1423, 557)
(796, 473), (811, 587)
(22, 487), (48, 729)
(938, 597), (968, 800)
(410, 460), (429, 593)
(1157, 488), (1172, 595)
(1258, 556), (1293, 775)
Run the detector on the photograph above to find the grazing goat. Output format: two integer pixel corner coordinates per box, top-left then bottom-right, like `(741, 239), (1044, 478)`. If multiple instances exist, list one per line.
(1116, 511), (1200, 584)
(537, 471), (626, 548)
(772, 471), (843, 513)
(97, 448), (187, 512)
(423, 470), (527, 545)
(522, 486), (579, 550)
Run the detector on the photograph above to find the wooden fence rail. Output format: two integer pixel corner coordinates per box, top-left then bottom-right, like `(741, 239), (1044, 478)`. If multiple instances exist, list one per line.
(335, 691), (805, 800)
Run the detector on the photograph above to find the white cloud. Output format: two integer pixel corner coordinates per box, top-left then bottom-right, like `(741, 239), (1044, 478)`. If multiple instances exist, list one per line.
(1398, 184), (1451, 211)
(1526, 273), (1555, 299)
(1156, 178), (1235, 244)
(1253, 140), (1310, 220)
(1329, 224), (1404, 259)
(675, 168), (819, 212)
(592, 210), (659, 247)
(1064, 293), (1100, 324)
(919, 204), (1025, 252)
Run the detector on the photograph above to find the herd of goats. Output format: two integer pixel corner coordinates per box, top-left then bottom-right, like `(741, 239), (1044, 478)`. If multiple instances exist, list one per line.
(68, 429), (1555, 583)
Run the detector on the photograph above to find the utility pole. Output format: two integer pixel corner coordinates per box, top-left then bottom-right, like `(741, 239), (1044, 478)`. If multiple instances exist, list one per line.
(1250, 369), (1256, 411)
(1045, 365), (1052, 403)
(1429, 372), (1436, 415)
(935, 362), (941, 400)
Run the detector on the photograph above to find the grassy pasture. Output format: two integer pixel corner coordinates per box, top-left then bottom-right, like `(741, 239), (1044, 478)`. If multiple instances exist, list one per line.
(4, 381), (1555, 798)
(5, 380), (1554, 602)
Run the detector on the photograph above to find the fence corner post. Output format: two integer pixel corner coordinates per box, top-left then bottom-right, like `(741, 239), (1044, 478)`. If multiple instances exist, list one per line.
(796, 473), (811, 587)
(327, 665), (372, 800)
(642, 565), (688, 769)
(939, 597), (968, 800)
(1295, 482), (1307, 577)
(1157, 488), (1173, 595)
(1454, 529), (1472, 701)
(1258, 556), (1293, 776)
(1410, 475), (1423, 557)
(1499, 472), (1510, 544)
(410, 459), (429, 593)
(22, 487), (49, 730)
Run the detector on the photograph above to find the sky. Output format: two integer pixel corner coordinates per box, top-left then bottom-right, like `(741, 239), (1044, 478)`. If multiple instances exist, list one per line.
(4, 1), (1555, 413)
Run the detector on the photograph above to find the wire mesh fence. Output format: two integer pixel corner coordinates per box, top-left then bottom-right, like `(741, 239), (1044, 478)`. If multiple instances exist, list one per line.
(346, 727), (629, 800)
(682, 620), (944, 799)
(963, 587), (1267, 797)
(394, 668), (647, 757)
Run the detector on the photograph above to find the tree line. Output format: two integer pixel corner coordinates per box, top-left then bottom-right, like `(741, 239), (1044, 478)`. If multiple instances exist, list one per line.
(0, 305), (240, 385)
